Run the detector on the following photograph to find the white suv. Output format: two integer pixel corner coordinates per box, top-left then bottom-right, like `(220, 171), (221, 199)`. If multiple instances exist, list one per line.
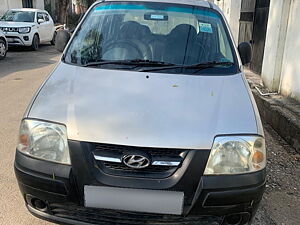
(0, 9), (56, 50)
(0, 29), (8, 59)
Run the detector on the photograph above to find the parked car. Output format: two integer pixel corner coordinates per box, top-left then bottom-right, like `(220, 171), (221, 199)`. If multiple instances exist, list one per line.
(15, 1), (266, 225)
(0, 29), (8, 59)
(0, 8), (56, 50)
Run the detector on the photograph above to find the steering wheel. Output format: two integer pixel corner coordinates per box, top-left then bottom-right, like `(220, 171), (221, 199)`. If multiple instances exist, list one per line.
(102, 40), (152, 61)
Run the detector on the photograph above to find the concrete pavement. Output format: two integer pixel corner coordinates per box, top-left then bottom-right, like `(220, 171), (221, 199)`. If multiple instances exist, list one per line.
(0, 46), (299, 225)
(0, 45), (58, 225)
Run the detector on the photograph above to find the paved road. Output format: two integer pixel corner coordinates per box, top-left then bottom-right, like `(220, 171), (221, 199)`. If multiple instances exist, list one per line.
(0, 46), (299, 225)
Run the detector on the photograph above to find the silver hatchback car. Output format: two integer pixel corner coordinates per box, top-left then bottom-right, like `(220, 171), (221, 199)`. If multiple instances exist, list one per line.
(15, 1), (266, 225)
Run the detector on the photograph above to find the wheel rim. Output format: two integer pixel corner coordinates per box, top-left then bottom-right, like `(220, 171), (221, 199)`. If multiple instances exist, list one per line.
(0, 42), (6, 57)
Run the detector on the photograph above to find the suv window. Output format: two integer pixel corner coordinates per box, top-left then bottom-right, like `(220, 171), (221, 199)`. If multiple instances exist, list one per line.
(37, 12), (44, 21)
(43, 13), (50, 21)
(64, 2), (238, 75)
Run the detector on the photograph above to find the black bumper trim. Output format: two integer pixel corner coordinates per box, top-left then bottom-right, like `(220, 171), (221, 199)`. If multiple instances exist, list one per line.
(203, 182), (265, 207)
(15, 162), (68, 196)
(28, 204), (225, 225)
(27, 205), (91, 225)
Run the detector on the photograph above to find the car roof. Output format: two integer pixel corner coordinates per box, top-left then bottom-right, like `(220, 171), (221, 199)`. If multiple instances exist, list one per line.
(9, 8), (47, 13)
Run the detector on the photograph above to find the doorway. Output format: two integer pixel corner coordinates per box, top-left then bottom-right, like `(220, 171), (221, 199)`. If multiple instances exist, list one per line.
(238, 0), (270, 74)
(22, 0), (33, 8)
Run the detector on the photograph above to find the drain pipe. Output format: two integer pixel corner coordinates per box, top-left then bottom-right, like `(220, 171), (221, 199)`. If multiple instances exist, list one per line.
(255, 86), (278, 96)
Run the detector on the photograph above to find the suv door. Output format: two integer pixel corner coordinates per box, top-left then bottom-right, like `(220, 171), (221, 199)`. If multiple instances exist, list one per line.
(42, 13), (54, 41)
(37, 12), (47, 42)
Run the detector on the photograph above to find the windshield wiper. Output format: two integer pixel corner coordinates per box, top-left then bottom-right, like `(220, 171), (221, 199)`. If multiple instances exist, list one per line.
(138, 61), (234, 72)
(83, 59), (176, 68)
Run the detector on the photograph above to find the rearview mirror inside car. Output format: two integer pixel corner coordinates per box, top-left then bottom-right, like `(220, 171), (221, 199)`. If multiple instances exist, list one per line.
(55, 30), (71, 52)
(238, 42), (252, 65)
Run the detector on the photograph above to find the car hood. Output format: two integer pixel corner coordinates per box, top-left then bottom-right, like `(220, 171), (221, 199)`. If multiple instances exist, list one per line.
(0, 21), (34, 27)
(28, 63), (259, 149)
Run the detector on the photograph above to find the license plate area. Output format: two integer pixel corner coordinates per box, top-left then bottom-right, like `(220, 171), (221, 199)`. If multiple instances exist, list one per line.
(84, 186), (184, 215)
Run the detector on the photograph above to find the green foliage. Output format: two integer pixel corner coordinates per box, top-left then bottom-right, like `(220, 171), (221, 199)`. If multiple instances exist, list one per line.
(67, 13), (82, 29)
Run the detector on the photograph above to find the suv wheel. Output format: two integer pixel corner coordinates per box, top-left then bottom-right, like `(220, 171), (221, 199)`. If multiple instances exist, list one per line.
(50, 32), (57, 45)
(0, 39), (7, 60)
(31, 34), (40, 51)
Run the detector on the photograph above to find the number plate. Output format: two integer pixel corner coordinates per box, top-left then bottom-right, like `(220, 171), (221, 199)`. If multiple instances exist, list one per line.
(84, 186), (184, 215)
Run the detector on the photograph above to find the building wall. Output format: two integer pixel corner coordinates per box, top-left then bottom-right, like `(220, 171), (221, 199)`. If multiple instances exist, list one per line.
(0, 0), (22, 16)
(261, 0), (300, 101)
(0, 0), (44, 16)
(279, 0), (300, 101)
(261, 0), (291, 92)
(214, 0), (242, 44)
(33, 0), (45, 9)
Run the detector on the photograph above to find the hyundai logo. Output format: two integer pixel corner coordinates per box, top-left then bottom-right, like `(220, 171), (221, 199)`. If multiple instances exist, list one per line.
(123, 155), (151, 169)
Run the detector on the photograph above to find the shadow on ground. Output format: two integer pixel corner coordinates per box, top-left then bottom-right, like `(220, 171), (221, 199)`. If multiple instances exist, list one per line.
(0, 44), (61, 79)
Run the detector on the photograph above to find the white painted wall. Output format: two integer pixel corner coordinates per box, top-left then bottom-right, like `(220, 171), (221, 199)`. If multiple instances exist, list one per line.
(0, 0), (22, 16)
(33, 0), (45, 10)
(261, 0), (292, 92)
(214, 0), (242, 44)
(279, 0), (300, 101)
(0, 0), (44, 16)
(261, 0), (300, 102)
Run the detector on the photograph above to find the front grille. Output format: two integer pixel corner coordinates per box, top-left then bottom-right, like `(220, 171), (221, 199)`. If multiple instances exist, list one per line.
(0, 27), (19, 32)
(92, 143), (188, 179)
(49, 203), (223, 225)
(103, 161), (174, 173)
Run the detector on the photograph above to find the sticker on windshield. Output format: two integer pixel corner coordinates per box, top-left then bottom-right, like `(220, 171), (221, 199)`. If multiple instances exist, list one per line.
(199, 22), (213, 33)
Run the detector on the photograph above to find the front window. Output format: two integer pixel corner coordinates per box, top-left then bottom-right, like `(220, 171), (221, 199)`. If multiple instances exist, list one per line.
(64, 2), (238, 75)
(1, 10), (35, 23)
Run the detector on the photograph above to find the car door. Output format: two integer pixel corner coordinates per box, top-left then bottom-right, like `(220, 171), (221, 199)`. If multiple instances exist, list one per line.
(42, 13), (54, 41)
(36, 12), (47, 42)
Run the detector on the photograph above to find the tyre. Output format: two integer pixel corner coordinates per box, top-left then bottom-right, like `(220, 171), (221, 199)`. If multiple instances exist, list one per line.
(50, 32), (57, 45)
(31, 34), (40, 51)
(55, 30), (71, 52)
(0, 39), (7, 60)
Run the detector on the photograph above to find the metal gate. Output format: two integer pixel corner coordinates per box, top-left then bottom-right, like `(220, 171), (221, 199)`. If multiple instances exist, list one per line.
(238, 0), (270, 74)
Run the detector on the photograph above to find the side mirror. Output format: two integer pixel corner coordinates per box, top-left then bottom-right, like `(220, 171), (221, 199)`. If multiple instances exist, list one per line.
(38, 19), (45, 24)
(55, 30), (71, 52)
(238, 42), (252, 65)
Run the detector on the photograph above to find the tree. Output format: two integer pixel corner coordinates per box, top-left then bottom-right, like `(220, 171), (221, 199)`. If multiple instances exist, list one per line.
(75, 0), (96, 14)
(56, 0), (71, 24)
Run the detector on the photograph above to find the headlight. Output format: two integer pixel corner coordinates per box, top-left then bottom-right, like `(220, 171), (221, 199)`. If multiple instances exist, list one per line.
(18, 27), (31, 34)
(204, 136), (266, 175)
(17, 119), (71, 165)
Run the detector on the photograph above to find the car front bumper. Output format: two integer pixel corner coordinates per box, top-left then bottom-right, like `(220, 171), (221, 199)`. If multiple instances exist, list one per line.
(5, 33), (33, 46)
(15, 140), (266, 225)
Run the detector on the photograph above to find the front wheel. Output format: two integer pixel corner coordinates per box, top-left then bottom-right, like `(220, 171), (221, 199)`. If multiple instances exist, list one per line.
(31, 34), (40, 51)
(0, 39), (7, 60)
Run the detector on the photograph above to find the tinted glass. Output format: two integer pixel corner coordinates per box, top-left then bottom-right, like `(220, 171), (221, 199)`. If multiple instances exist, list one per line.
(65, 2), (238, 75)
(1, 10), (35, 23)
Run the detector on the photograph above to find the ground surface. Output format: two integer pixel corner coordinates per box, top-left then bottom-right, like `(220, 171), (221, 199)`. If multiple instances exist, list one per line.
(0, 46), (299, 225)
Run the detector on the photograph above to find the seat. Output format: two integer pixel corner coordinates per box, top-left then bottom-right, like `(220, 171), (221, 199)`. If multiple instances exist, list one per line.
(162, 24), (199, 65)
(196, 31), (217, 63)
(103, 21), (152, 60)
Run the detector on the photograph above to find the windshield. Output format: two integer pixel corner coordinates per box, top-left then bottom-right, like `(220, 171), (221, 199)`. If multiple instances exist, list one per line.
(65, 2), (238, 75)
(1, 10), (35, 22)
